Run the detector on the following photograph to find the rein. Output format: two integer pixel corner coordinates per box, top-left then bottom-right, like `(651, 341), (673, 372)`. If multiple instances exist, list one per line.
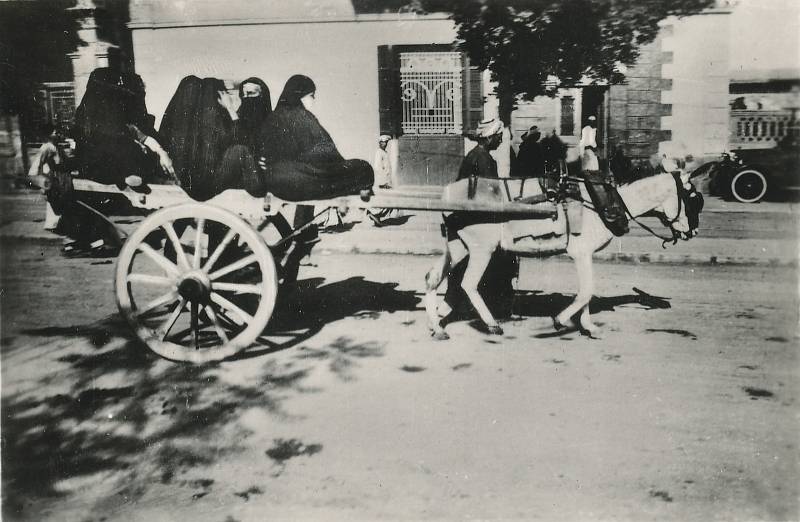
(565, 173), (692, 249)
(620, 173), (686, 249)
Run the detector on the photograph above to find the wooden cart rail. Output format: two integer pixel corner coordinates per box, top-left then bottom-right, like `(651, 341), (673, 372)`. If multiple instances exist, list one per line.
(73, 179), (558, 219)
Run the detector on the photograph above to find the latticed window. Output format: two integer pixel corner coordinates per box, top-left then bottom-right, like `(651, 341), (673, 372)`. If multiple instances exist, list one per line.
(399, 52), (463, 135)
(559, 96), (575, 136)
(33, 83), (75, 134)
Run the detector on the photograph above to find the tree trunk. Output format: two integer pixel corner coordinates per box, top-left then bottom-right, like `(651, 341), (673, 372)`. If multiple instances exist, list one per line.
(496, 84), (515, 127)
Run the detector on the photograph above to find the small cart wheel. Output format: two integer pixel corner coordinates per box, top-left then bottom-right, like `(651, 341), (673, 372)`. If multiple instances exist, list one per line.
(730, 168), (767, 203)
(116, 203), (278, 363)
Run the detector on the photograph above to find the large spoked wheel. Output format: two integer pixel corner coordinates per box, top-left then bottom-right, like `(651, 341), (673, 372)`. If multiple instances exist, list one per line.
(116, 203), (278, 363)
(731, 168), (768, 203)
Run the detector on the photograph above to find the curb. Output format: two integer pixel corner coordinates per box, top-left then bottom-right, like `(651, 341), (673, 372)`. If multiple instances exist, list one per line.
(314, 242), (796, 267)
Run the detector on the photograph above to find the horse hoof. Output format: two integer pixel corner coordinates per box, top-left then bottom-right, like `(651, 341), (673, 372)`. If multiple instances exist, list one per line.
(581, 328), (602, 340)
(487, 325), (504, 335)
(552, 316), (567, 331)
(431, 330), (450, 341)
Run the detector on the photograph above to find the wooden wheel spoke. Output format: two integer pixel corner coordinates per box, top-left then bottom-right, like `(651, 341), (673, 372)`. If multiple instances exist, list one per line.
(157, 298), (186, 341)
(209, 292), (253, 326)
(208, 254), (258, 281)
(191, 302), (199, 350)
(211, 282), (262, 295)
(127, 273), (174, 286)
(204, 305), (229, 343)
(163, 222), (191, 270)
(137, 243), (180, 277)
(193, 218), (206, 269)
(203, 229), (238, 272)
(137, 290), (180, 317)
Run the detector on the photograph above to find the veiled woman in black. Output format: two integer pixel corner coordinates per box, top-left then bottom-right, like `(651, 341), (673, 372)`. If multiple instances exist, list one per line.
(74, 67), (175, 186)
(254, 74), (374, 201)
(158, 76), (272, 200)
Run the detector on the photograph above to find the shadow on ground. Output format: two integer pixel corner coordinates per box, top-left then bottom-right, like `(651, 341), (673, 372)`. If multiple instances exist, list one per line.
(440, 285), (671, 335)
(512, 286), (671, 319)
(1, 275), (419, 519)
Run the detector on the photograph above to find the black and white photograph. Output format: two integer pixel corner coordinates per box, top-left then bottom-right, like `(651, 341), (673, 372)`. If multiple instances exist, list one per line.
(0, 0), (798, 520)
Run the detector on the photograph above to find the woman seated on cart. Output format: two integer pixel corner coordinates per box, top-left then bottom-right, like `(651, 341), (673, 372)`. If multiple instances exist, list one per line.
(73, 66), (176, 187)
(253, 74), (374, 200)
(253, 74), (374, 240)
(158, 75), (272, 200)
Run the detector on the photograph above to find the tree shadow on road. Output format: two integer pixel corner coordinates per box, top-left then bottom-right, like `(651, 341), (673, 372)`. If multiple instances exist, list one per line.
(2, 275), (419, 519)
(235, 276), (420, 360)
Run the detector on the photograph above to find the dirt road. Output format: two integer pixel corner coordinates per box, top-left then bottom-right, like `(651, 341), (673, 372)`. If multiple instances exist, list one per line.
(1, 242), (798, 521)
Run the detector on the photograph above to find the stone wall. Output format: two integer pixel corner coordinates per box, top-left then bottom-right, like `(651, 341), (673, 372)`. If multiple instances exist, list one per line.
(608, 36), (671, 162)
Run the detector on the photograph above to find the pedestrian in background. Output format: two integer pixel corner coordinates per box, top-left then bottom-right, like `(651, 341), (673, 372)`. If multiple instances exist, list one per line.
(515, 125), (545, 178)
(366, 134), (398, 226)
(579, 115), (599, 171)
(28, 124), (63, 230)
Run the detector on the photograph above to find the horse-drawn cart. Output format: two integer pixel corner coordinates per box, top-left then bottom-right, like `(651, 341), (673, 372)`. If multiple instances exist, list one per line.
(69, 178), (557, 363)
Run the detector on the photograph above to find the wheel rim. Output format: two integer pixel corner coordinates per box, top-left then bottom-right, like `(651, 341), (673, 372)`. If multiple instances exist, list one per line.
(731, 169), (767, 203)
(116, 204), (278, 363)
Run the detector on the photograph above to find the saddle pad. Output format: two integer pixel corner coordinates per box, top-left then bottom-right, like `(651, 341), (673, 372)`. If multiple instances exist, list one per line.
(500, 203), (567, 250)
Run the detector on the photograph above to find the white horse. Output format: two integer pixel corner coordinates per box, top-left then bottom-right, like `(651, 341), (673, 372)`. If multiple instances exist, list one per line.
(424, 171), (701, 339)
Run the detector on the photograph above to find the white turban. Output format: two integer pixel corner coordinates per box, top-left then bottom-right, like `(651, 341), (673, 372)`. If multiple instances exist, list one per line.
(475, 118), (503, 138)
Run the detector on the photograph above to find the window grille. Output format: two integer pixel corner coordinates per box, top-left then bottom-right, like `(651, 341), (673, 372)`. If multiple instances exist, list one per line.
(400, 52), (463, 135)
(36, 82), (76, 130)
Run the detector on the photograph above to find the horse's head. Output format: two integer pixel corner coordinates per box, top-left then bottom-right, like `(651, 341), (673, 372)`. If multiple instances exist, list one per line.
(652, 169), (703, 242)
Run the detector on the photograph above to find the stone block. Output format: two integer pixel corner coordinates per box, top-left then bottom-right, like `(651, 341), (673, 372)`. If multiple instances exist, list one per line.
(627, 90), (662, 104)
(630, 61), (662, 77)
(627, 103), (661, 117)
(623, 76), (654, 90)
(627, 129), (660, 143)
(629, 115), (661, 129)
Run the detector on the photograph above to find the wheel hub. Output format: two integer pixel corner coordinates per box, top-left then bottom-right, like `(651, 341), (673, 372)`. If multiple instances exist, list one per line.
(177, 270), (211, 303)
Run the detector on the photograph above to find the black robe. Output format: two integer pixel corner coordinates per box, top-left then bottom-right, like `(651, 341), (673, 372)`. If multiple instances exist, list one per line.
(516, 136), (546, 178)
(159, 76), (273, 200)
(159, 76), (235, 200)
(254, 103), (373, 201)
(73, 67), (161, 185)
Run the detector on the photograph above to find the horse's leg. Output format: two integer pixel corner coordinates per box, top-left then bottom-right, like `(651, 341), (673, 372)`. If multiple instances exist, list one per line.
(424, 249), (452, 340)
(460, 243), (503, 335)
(555, 252), (594, 329)
(579, 303), (601, 337)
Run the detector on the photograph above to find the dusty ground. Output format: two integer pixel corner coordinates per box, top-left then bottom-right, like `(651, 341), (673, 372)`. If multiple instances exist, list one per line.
(1, 241), (798, 521)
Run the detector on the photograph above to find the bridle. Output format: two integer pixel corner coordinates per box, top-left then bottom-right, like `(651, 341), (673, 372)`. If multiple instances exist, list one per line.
(622, 172), (703, 248)
(551, 165), (703, 249)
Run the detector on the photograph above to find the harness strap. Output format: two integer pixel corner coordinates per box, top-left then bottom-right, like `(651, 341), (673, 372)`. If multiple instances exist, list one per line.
(567, 174), (685, 249)
(620, 173), (687, 248)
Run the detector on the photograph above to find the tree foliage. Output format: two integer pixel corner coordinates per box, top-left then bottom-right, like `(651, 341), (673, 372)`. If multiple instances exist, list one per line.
(419, 0), (716, 122)
(0, 0), (82, 143)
